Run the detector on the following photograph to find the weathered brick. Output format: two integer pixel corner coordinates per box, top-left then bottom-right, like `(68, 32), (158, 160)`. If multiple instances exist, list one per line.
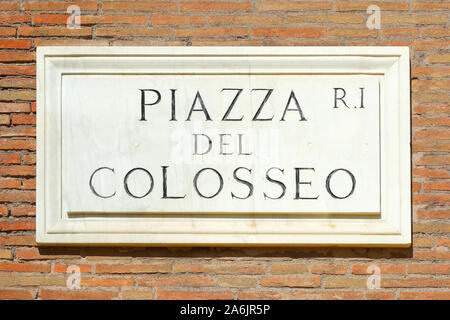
(0, 234), (36, 246)
(121, 289), (154, 300)
(217, 276), (257, 288)
(187, 264), (264, 275)
(0, 154), (20, 164)
(408, 264), (450, 275)
(18, 26), (92, 37)
(95, 263), (171, 274)
(10, 206), (35, 217)
(413, 2), (450, 11)
(102, 1), (176, 12)
(0, 52), (35, 64)
(258, 1), (332, 11)
(156, 290), (233, 300)
(24, 1), (97, 11)
(0, 102), (30, 113)
(0, 274), (65, 286)
(351, 264), (406, 275)
(335, 1), (408, 11)
(252, 27), (325, 38)
(96, 27), (170, 38)
(399, 291), (450, 300)
(180, 1), (251, 12)
(210, 15), (282, 25)
(269, 264), (308, 274)
(0, 220), (35, 231)
(174, 27), (248, 38)
(260, 276), (320, 288)
(40, 289), (118, 300)
(138, 276), (214, 287)
(285, 290), (363, 300)
(237, 291), (282, 300)
(0, 248), (12, 259)
(311, 264), (347, 275)
(323, 278), (367, 289)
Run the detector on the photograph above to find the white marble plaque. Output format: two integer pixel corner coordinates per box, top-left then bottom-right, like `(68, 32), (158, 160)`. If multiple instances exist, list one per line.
(37, 47), (411, 246)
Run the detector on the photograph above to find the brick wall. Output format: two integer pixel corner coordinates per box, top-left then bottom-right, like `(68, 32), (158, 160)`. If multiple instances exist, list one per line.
(0, 0), (448, 300)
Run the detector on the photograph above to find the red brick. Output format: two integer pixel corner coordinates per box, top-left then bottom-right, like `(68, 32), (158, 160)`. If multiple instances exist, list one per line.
(413, 194), (450, 206)
(0, 127), (36, 138)
(187, 264), (264, 275)
(54, 264), (92, 273)
(0, 262), (50, 273)
(180, 1), (251, 12)
(0, 39), (31, 49)
(40, 289), (118, 300)
(417, 155), (450, 166)
(413, 142), (450, 152)
(0, 165), (35, 177)
(413, 68), (450, 79)
(335, 1), (408, 11)
(81, 277), (134, 287)
(0, 154), (20, 164)
(0, 27), (15, 36)
(413, 168), (449, 179)
(365, 291), (396, 300)
(96, 27), (170, 38)
(156, 290), (233, 300)
(285, 290), (363, 300)
(422, 27), (450, 38)
(382, 277), (450, 288)
(0, 139), (35, 151)
(11, 115), (36, 125)
(10, 206), (35, 217)
(0, 234), (36, 246)
(0, 220), (35, 231)
(0, 178), (21, 189)
(174, 27), (248, 38)
(269, 264), (307, 274)
(260, 276), (320, 288)
(0, 77), (35, 89)
(414, 250), (450, 261)
(0, 14), (31, 24)
(0, 206), (7, 216)
(102, 1), (176, 12)
(311, 264), (347, 275)
(152, 14), (187, 25)
(0, 103), (30, 113)
(95, 263), (171, 274)
(399, 291), (450, 300)
(253, 27), (325, 38)
(138, 276), (214, 287)
(0, 2), (20, 11)
(408, 264), (450, 275)
(0, 289), (34, 300)
(237, 291), (282, 299)
(18, 26), (92, 37)
(415, 129), (450, 140)
(413, 2), (450, 11)
(424, 182), (450, 191)
(258, 1), (331, 11)
(437, 238), (450, 247)
(23, 154), (36, 165)
(24, 1), (97, 11)
(352, 264), (406, 275)
(0, 66), (35, 76)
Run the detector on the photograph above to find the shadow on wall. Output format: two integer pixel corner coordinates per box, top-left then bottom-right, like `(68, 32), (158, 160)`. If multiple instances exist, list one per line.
(35, 245), (413, 259)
